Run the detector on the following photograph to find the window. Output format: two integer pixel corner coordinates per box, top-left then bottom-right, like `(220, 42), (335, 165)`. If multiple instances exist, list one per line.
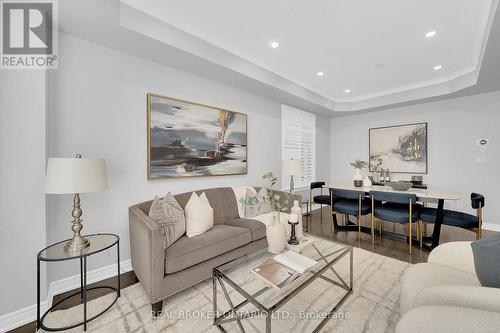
(281, 104), (316, 190)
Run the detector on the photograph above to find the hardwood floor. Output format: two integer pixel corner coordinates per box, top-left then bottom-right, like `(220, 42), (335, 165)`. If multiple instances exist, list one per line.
(8, 207), (496, 333)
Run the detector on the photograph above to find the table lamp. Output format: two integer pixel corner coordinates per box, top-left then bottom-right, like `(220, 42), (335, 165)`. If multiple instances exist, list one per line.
(44, 154), (108, 252)
(282, 159), (304, 193)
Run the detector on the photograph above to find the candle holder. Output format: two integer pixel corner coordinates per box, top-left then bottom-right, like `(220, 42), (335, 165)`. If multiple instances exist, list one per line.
(288, 214), (299, 245)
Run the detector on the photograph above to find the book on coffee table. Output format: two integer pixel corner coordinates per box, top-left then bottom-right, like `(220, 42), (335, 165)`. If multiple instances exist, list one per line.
(251, 250), (318, 290)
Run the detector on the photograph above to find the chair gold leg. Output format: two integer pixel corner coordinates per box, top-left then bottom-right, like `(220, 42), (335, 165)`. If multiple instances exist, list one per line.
(408, 222), (412, 255)
(379, 219), (382, 238)
(408, 199), (413, 255)
(357, 215), (361, 241)
(419, 221), (423, 248)
(371, 195), (375, 244)
(320, 204), (323, 222)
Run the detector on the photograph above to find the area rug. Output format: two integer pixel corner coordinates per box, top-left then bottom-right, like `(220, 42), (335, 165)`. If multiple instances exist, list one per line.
(42, 245), (410, 332)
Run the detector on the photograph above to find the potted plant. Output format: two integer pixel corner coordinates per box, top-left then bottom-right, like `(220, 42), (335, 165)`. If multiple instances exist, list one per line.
(350, 159), (367, 187)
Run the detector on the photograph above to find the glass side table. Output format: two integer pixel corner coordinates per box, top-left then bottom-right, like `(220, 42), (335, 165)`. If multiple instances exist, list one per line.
(37, 233), (120, 331)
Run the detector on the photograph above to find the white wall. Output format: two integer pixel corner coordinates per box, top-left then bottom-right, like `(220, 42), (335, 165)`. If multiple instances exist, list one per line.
(331, 91), (500, 228)
(0, 71), (48, 316)
(46, 34), (331, 281)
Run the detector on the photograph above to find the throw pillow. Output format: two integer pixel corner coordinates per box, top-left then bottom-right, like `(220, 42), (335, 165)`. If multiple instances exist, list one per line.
(232, 186), (257, 217)
(185, 192), (214, 238)
(148, 193), (186, 249)
(244, 187), (272, 218)
(471, 234), (500, 288)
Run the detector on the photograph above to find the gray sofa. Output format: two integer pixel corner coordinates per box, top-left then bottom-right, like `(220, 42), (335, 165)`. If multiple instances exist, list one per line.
(129, 187), (299, 314)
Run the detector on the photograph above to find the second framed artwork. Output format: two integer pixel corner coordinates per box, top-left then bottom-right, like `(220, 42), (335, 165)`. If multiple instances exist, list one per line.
(147, 93), (248, 179)
(369, 122), (428, 174)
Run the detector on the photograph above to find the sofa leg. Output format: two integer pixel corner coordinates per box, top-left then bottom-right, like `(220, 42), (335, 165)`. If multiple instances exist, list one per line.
(151, 300), (163, 316)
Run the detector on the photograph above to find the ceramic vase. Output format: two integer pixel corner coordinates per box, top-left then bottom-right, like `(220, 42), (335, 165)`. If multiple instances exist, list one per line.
(290, 200), (303, 240)
(353, 168), (363, 187)
(363, 176), (372, 188)
(266, 212), (286, 254)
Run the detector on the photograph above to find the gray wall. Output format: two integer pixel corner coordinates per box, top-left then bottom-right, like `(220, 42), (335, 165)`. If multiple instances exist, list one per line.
(330, 91), (500, 228)
(46, 33), (331, 282)
(0, 71), (48, 315)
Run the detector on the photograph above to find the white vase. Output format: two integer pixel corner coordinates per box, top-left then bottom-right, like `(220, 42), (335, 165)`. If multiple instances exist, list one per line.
(266, 212), (286, 254)
(363, 176), (372, 188)
(290, 200), (303, 241)
(353, 168), (363, 187)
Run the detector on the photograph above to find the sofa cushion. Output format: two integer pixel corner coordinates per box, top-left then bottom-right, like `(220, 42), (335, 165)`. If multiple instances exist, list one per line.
(226, 218), (266, 241)
(218, 187), (240, 221)
(164, 225), (252, 274)
(396, 306), (500, 333)
(400, 262), (480, 314)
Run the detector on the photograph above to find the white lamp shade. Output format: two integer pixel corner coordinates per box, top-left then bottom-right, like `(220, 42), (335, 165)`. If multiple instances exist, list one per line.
(44, 157), (108, 194)
(282, 159), (305, 176)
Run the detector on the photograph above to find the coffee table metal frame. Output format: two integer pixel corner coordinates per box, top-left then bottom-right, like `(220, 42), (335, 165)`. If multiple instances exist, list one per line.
(213, 243), (353, 333)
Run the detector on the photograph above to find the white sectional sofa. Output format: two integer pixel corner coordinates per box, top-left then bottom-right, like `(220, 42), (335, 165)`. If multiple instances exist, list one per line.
(397, 241), (500, 333)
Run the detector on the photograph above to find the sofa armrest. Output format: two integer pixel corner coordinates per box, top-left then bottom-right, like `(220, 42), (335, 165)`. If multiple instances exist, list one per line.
(428, 241), (476, 275)
(415, 285), (500, 313)
(128, 206), (164, 303)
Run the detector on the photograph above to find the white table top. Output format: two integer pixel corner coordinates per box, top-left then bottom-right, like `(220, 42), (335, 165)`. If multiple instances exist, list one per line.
(325, 183), (461, 201)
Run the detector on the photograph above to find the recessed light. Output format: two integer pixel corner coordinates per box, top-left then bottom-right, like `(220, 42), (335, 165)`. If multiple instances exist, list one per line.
(344, 89), (351, 93)
(433, 65), (443, 70)
(317, 71), (324, 76)
(270, 41), (279, 48)
(425, 31), (437, 38)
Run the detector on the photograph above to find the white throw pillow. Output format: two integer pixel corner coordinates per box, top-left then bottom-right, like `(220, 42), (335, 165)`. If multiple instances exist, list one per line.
(185, 192), (214, 238)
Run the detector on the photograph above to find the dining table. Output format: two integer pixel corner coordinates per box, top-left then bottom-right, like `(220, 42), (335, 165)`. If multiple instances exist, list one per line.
(324, 183), (461, 250)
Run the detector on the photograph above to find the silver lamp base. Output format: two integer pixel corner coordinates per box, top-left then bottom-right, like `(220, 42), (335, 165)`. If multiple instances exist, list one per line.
(64, 234), (90, 252)
(64, 192), (91, 253)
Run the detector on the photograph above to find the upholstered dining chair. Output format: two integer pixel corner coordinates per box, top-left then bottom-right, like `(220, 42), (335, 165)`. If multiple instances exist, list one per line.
(370, 191), (422, 255)
(310, 182), (330, 222)
(419, 193), (484, 241)
(330, 188), (371, 240)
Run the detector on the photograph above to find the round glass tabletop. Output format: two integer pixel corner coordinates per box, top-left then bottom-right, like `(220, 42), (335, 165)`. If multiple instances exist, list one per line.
(38, 233), (119, 261)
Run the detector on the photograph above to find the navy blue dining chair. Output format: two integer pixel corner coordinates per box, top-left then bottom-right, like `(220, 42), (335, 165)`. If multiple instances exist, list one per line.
(330, 188), (371, 240)
(419, 193), (484, 240)
(310, 182), (330, 222)
(370, 191), (422, 254)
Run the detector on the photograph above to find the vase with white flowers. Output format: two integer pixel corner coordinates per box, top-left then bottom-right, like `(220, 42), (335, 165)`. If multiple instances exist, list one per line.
(262, 172), (289, 253)
(350, 159), (368, 187)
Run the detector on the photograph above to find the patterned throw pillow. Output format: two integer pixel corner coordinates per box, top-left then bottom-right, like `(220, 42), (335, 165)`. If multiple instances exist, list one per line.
(148, 192), (186, 249)
(244, 187), (272, 218)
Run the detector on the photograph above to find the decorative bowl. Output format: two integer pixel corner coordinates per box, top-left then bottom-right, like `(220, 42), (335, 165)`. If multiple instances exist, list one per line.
(387, 181), (412, 191)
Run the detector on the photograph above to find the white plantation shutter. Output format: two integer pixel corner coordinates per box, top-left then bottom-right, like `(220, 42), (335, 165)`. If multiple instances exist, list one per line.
(282, 105), (316, 190)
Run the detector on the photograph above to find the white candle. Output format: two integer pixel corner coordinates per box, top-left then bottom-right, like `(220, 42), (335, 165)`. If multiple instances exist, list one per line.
(289, 213), (298, 223)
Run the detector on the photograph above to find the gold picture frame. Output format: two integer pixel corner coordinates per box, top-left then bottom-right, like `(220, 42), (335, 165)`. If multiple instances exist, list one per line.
(147, 93), (248, 179)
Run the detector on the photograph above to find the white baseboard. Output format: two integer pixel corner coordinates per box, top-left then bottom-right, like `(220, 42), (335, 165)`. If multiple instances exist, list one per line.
(482, 223), (500, 232)
(0, 259), (132, 333)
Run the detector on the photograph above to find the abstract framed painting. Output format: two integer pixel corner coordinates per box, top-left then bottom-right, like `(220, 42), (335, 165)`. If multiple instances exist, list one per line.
(147, 93), (247, 179)
(369, 122), (428, 174)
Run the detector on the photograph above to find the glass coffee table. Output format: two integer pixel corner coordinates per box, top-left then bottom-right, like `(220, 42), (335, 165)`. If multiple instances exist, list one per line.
(213, 236), (353, 332)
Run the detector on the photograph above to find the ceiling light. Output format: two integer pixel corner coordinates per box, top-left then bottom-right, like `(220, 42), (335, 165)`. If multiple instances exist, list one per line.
(270, 41), (279, 48)
(344, 89), (351, 93)
(317, 71), (324, 76)
(425, 31), (437, 38)
(433, 65), (443, 70)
